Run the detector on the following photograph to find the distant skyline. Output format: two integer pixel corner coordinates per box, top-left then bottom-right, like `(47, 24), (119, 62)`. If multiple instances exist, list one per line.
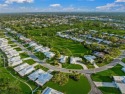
(0, 0), (125, 13)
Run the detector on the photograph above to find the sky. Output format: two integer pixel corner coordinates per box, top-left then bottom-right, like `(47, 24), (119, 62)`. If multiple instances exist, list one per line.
(0, 0), (125, 13)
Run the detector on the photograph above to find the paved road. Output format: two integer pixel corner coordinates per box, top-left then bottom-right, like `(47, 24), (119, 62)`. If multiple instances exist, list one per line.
(85, 74), (103, 94)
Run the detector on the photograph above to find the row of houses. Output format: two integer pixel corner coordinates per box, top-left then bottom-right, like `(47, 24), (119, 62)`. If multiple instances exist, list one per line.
(0, 38), (22, 66)
(0, 37), (63, 94)
(57, 31), (112, 45)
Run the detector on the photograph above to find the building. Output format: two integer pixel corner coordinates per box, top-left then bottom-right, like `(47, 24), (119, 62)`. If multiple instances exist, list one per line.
(42, 87), (64, 94)
(93, 52), (104, 58)
(14, 63), (29, 72)
(44, 52), (55, 59)
(18, 66), (35, 76)
(122, 67), (125, 73)
(59, 55), (68, 63)
(84, 55), (96, 64)
(113, 76), (125, 94)
(35, 72), (53, 86)
(28, 69), (44, 81)
(70, 57), (82, 64)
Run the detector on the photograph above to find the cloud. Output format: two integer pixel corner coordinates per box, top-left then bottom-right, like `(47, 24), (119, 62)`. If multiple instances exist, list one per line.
(50, 4), (61, 7)
(115, 0), (125, 2)
(5, 0), (34, 4)
(96, 0), (125, 11)
(0, 4), (8, 7)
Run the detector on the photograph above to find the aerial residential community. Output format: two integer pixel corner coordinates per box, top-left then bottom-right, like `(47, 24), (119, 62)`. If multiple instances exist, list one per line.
(0, 0), (125, 94)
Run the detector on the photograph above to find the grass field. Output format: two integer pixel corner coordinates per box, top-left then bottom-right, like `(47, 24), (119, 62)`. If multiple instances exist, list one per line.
(34, 52), (45, 60)
(23, 59), (36, 65)
(122, 58), (125, 63)
(42, 75), (91, 94)
(62, 63), (83, 69)
(99, 87), (121, 94)
(15, 47), (22, 51)
(31, 35), (91, 57)
(20, 52), (29, 59)
(91, 64), (125, 82)
(35, 64), (49, 71)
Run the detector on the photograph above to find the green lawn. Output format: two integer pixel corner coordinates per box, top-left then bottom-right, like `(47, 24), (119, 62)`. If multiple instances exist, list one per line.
(91, 64), (125, 82)
(62, 63), (83, 69)
(20, 53), (29, 59)
(85, 64), (95, 69)
(43, 75), (91, 94)
(35, 64), (49, 71)
(34, 52), (45, 60)
(50, 37), (91, 56)
(23, 59), (36, 65)
(15, 47), (22, 51)
(99, 87), (121, 94)
(122, 58), (125, 63)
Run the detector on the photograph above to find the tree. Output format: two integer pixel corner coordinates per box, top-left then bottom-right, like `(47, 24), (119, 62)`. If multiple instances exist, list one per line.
(52, 72), (69, 86)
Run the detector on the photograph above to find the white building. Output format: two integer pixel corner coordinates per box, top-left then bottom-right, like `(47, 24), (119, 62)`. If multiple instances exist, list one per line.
(42, 87), (64, 94)
(70, 57), (82, 64)
(44, 52), (55, 59)
(18, 66), (35, 76)
(8, 59), (23, 67)
(113, 76), (125, 94)
(28, 69), (44, 81)
(40, 47), (50, 53)
(84, 55), (96, 64)
(122, 67), (125, 73)
(35, 72), (53, 86)
(14, 63), (29, 72)
(59, 55), (68, 63)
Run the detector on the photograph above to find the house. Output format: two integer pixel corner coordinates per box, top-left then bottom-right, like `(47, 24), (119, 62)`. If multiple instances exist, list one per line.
(84, 55), (96, 64)
(122, 67), (125, 73)
(14, 63), (29, 72)
(28, 69), (44, 81)
(29, 42), (37, 47)
(8, 59), (23, 67)
(35, 72), (53, 86)
(44, 52), (55, 59)
(93, 52), (104, 58)
(70, 57), (82, 64)
(8, 56), (21, 63)
(59, 55), (68, 63)
(113, 76), (125, 94)
(42, 87), (64, 94)
(40, 47), (50, 53)
(34, 45), (43, 52)
(18, 66), (35, 76)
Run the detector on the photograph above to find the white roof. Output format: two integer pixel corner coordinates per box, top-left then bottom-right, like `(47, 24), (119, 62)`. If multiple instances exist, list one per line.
(18, 66), (35, 76)
(14, 63), (29, 72)
(40, 47), (50, 53)
(35, 72), (53, 86)
(44, 52), (55, 58)
(113, 76), (125, 82)
(116, 83), (125, 94)
(122, 67), (125, 73)
(84, 55), (96, 64)
(70, 57), (82, 64)
(42, 87), (63, 94)
(59, 55), (68, 63)
(28, 69), (45, 81)
(8, 60), (23, 67)
(8, 56), (21, 62)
